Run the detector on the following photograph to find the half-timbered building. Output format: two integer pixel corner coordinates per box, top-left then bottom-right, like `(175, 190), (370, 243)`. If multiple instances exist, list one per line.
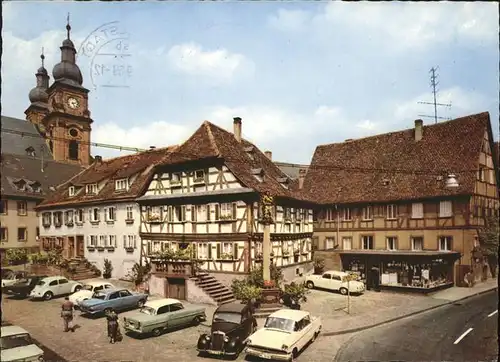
(137, 118), (314, 301)
(301, 112), (499, 292)
(35, 146), (177, 279)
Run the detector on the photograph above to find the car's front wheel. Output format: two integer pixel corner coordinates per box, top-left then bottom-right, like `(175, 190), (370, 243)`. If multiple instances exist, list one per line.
(152, 328), (162, 337)
(306, 281), (314, 289)
(339, 287), (348, 295)
(43, 291), (53, 300)
(74, 285), (82, 292)
(192, 316), (202, 326)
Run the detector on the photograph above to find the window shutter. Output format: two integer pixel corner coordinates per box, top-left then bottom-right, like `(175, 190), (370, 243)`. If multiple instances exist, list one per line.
(232, 203), (237, 219)
(113, 235), (117, 247)
(208, 243), (212, 259)
(216, 243), (221, 259)
(86, 235), (90, 246)
(206, 204), (211, 221)
(104, 207), (109, 221)
(88, 209), (92, 221)
(123, 235), (127, 248)
(233, 244), (239, 260)
(113, 207), (117, 220)
(182, 206), (186, 221)
(191, 206), (196, 222)
(96, 208), (101, 221)
(133, 235), (137, 248)
(215, 204), (220, 220)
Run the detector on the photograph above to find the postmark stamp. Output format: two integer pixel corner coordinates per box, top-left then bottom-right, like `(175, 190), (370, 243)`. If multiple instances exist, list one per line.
(77, 21), (133, 89)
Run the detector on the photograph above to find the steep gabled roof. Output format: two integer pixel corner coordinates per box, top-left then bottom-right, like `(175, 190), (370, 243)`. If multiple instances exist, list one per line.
(37, 145), (178, 208)
(161, 121), (297, 199)
(301, 112), (492, 205)
(1, 153), (83, 200)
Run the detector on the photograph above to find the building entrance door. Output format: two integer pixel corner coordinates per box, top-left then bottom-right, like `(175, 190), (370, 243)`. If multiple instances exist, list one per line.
(68, 237), (75, 259)
(76, 236), (85, 257)
(165, 278), (186, 300)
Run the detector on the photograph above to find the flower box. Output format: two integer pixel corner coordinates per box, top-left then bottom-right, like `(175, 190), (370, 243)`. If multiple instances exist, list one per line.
(193, 177), (205, 184)
(125, 247), (134, 253)
(125, 219), (134, 225)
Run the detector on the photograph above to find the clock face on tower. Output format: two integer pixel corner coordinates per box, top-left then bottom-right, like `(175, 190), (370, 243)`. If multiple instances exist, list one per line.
(67, 97), (80, 109)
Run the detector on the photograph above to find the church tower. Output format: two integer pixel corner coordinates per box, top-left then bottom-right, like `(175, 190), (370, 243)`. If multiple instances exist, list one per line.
(25, 50), (50, 128)
(43, 15), (93, 166)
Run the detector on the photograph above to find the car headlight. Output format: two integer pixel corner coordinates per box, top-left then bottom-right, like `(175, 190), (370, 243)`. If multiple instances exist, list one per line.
(224, 336), (229, 342)
(281, 344), (288, 350)
(205, 335), (211, 341)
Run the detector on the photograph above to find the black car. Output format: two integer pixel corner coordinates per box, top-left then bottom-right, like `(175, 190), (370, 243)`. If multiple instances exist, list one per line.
(4, 275), (48, 297)
(1, 268), (14, 278)
(197, 302), (257, 358)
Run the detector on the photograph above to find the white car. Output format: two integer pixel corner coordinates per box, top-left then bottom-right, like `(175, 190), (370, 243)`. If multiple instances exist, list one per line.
(0, 325), (44, 362)
(29, 276), (82, 300)
(69, 281), (115, 306)
(245, 309), (322, 361)
(1, 271), (29, 288)
(305, 270), (365, 295)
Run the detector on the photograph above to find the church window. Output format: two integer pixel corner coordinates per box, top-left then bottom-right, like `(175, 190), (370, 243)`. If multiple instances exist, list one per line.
(68, 140), (79, 160)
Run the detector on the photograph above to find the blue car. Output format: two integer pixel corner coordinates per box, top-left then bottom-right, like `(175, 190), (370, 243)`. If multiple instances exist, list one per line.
(79, 288), (148, 316)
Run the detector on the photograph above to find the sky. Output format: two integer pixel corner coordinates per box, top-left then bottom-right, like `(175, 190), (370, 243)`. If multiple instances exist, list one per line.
(2, 1), (499, 164)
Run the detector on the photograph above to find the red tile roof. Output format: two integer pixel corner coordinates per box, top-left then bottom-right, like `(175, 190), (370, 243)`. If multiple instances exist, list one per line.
(300, 112), (492, 205)
(36, 145), (178, 208)
(161, 121), (299, 199)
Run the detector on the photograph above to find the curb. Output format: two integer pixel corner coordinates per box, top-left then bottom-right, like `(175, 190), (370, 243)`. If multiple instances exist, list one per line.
(321, 286), (497, 337)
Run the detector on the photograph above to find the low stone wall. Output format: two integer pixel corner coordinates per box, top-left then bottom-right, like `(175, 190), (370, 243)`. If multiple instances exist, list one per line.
(148, 274), (165, 296)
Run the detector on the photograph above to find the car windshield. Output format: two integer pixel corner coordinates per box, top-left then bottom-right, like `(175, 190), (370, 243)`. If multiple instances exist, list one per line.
(139, 306), (155, 315)
(1, 270), (13, 278)
(36, 280), (45, 286)
(0, 333), (33, 350)
(264, 317), (295, 332)
(212, 312), (241, 324)
(92, 293), (106, 300)
(83, 284), (94, 291)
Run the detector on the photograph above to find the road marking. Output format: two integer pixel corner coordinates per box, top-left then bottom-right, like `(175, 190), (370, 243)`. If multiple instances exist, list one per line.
(488, 310), (498, 317)
(454, 328), (473, 345)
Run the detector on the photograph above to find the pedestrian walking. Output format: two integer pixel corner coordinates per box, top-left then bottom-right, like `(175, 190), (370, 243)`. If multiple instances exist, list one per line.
(61, 296), (74, 332)
(106, 309), (120, 343)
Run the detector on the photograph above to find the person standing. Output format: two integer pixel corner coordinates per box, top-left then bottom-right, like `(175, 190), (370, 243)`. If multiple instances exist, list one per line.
(61, 296), (74, 332)
(106, 310), (119, 343)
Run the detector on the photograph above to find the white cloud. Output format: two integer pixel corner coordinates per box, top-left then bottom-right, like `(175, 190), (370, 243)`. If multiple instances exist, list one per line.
(268, 9), (312, 32)
(271, 2), (498, 52)
(91, 120), (191, 158)
(167, 42), (255, 82)
(394, 86), (490, 123)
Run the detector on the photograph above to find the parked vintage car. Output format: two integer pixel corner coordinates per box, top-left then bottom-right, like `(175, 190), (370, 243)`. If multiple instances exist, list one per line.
(1, 268), (13, 279)
(2, 271), (29, 288)
(124, 298), (206, 337)
(79, 288), (148, 316)
(29, 276), (83, 300)
(3, 275), (48, 298)
(245, 309), (322, 361)
(197, 302), (257, 358)
(0, 325), (44, 362)
(305, 270), (365, 295)
(69, 280), (115, 307)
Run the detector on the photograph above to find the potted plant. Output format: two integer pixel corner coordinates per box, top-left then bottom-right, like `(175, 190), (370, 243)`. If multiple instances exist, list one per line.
(280, 282), (309, 310)
(103, 258), (113, 279)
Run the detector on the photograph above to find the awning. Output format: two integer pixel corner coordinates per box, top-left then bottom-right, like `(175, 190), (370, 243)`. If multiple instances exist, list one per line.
(337, 250), (461, 258)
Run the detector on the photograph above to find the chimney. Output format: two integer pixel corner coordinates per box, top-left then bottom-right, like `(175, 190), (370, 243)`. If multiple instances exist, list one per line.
(414, 119), (423, 141)
(298, 168), (307, 189)
(264, 150), (272, 160)
(233, 117), (242, 143)
(94, 155), (103, 164)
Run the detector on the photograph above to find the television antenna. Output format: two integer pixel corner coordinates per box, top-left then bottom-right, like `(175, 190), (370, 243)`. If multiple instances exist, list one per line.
(417, 66), (452, 123)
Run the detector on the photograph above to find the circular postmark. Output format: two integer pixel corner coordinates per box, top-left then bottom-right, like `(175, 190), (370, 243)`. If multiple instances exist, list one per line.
(77, 21), (133, 89)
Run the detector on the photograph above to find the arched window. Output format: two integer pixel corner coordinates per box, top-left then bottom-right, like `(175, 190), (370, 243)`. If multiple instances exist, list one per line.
(68, 140), (79, 160)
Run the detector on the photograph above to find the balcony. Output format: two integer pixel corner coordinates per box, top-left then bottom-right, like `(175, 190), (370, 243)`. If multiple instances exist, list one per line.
(150, 258), (195, 277)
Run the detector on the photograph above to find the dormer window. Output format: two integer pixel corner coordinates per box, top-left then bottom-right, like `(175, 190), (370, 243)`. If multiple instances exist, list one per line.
(277, 177), (289, 189)
(85, 183), (98, 195)
(251, 168), (264, 182)
(244, 146), (254, 160)
(13, 179), (27, 191)
(115, 178), (128, 191)
(25, 146), (36, 157)
(29, 181), (41, 193)
(69, 186), (76, 197)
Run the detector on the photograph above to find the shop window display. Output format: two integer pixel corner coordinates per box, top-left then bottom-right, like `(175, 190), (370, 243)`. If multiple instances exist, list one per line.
(381, 259), (451, 289)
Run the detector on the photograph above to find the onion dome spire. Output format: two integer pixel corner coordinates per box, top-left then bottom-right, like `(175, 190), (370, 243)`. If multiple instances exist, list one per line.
(29, 48), (50, 104)
(52, 13), (83, 86)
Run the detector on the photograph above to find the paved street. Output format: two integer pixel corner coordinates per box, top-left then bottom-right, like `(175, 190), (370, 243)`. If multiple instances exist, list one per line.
(334, 290), (499, 361)
(2, 293), (348, 362)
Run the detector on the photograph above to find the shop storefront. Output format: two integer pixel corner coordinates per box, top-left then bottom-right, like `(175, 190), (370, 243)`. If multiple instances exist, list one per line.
(339, 250), (461, 293)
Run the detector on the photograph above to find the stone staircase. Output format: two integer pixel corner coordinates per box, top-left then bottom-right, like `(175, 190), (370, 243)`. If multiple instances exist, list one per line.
(194, 272), (235, 305)
(67, 259), (97, 281)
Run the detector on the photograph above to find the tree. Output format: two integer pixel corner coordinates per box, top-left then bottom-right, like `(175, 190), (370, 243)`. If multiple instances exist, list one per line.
(478, 215), (499, 278)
